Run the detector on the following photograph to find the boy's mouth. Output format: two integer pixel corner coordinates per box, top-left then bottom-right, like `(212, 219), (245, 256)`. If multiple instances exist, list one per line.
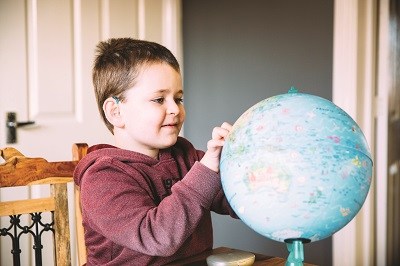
(162, 123), (179, 127)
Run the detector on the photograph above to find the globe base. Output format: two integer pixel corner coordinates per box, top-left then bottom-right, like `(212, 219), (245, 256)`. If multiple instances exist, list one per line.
(284, 238), (311, 266)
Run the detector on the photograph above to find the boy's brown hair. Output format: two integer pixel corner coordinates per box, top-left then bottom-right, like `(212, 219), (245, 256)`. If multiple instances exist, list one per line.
(92, 38), (180, 133)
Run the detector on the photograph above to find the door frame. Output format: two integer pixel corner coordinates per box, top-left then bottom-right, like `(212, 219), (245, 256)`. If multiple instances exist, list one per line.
(332, 0), (389, 265)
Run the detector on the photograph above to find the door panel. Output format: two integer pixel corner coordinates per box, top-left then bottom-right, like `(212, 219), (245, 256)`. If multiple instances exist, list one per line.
(108, 0), (139, 38)
(0, 0), (29, 135)
(36, 0), (74, 115)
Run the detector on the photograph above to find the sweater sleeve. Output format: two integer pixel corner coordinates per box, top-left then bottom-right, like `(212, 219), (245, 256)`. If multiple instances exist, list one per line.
(210, 189), (238, 218)
(80, 158), (221, 257)
(179, 158), (237, 217)
(174, 137), (238, 217)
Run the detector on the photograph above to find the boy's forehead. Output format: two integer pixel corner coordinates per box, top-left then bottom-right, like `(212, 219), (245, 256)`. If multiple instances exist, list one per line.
(126, 63), (182, 94)
(149, 88), (184, 95)
(139, 62), (181, 77)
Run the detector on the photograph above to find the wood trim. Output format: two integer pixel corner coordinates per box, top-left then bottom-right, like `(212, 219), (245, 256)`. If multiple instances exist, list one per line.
(73, 143), (89, 265)
(332, 2), (359, 264)
(28, 177), (73, 185)
(0, 197), (55, 216)
(75, 185), (87, 266)
(332, 0), (378, 265)
(52, 182), (71, 266)
(0, 147), (77, 187)
(161, 0), (182, 63)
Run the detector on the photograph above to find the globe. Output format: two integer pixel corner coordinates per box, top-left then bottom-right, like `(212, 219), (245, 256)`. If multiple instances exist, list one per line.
(220, 88), (373, 244)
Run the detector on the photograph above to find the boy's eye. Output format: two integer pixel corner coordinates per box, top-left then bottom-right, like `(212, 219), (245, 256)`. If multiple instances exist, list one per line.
(175, 97), (184, 104)
(152, 98), (164, 104)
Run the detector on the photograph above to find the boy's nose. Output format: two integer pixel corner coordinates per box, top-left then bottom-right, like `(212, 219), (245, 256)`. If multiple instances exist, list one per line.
(167, 101), (180, 115)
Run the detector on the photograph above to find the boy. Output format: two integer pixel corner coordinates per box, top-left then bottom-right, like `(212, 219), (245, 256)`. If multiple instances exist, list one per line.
(74, 38), (236, 265)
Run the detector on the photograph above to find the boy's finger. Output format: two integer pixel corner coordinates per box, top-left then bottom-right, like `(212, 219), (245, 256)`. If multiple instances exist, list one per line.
(211, 127), (229, 140)
(207, 139), (225, 149)
(221, 122), (233, 131)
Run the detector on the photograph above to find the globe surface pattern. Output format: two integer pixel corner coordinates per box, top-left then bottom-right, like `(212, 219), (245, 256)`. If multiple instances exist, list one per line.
(220, 91), (373, 243)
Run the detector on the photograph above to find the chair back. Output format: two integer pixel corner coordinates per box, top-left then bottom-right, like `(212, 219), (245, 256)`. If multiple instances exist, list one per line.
(0, 143), (88, 266)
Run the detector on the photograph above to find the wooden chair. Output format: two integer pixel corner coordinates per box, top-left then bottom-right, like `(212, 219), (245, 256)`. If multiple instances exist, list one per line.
(0, 143), (88, 266)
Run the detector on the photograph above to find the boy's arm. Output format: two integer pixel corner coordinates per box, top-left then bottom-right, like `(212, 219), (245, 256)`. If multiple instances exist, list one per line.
(80, 158), (222, 257)
(211, 189), (239, 218)
(199, 122), (238, 217)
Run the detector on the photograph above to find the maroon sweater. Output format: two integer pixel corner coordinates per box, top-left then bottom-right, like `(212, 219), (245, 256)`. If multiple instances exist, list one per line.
(74, 137), (236, 265)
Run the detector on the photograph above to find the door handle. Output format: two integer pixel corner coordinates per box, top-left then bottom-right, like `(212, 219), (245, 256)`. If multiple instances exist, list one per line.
(6, 112), (35, 144)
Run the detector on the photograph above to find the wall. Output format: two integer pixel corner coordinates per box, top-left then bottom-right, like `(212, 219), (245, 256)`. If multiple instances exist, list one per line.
(182, 1), (333, 265)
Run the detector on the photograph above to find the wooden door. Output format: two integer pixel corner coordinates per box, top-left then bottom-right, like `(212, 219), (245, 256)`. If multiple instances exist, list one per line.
(387, 1), (400, 265)
(0, 0), (182, 265)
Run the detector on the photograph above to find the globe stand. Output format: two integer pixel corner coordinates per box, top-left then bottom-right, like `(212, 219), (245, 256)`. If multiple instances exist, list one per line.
(284, 238), (311, 266)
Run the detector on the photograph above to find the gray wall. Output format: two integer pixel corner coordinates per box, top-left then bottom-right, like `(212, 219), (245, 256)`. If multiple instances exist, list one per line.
(182, 1), (333, 265)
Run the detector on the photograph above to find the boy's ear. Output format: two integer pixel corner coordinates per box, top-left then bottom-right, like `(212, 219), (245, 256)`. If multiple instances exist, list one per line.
(103, 97), (124, 128)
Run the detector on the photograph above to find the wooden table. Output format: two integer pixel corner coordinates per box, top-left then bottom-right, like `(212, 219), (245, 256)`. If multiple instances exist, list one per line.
(166, 247), (317, 266)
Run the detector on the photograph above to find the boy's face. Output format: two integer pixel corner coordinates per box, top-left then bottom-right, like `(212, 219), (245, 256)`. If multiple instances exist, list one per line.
(116, 63), (185, 157)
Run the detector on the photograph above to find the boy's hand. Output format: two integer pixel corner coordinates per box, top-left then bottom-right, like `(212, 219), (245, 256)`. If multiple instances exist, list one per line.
(200, 122), (232, 173)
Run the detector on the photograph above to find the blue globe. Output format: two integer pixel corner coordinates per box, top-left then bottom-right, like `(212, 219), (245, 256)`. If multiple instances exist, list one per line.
(220, 89), (373, 243)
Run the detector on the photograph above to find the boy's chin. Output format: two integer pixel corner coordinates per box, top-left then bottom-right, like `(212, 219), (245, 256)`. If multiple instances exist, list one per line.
(160, 136), (178, 148)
